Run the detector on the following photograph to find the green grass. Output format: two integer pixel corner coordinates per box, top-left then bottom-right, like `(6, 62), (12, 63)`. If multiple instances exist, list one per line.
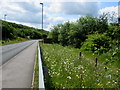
(33, 47), (39, 88)
(0, 38), (33, 46)
(41, 43), (119, 89)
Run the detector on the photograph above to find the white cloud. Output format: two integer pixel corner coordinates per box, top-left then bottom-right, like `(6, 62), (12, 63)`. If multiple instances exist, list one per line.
(53, 17), (65, 22)
(46, 2), (99, 16)
(99, 6), (118, 22)
(46, 3), (62, 13)
(99, 6), (118, 15)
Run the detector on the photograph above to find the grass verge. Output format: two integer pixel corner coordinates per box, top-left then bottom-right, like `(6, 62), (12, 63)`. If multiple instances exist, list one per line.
(0, 38), (33, 46)
(41, 43), (119, 89)
(33, 46), (39, 88)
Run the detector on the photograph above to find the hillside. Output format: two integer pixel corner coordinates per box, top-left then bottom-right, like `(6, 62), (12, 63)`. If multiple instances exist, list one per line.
(1, 20), (49, 40)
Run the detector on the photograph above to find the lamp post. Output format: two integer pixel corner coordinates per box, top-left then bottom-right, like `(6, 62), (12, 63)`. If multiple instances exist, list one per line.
(4, 14), (7, 40)
(4, 14), (7, 21)
(40, 3), (43, 30)
(118, 1), (120, 24)
(40, 3), (44, 43)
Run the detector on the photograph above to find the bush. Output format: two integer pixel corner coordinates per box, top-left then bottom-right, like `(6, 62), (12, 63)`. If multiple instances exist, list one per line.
(81, 34), (112, 55)
(107, 26), (120, 41)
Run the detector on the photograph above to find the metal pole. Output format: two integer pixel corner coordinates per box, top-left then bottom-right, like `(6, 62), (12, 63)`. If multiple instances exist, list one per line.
(40, 3), (43, 30)
(4, 14), (7, 21)
(42, 4), (43, 30)
(118, 1), (120, 24)
(4, 14), (7, 40)
(40, 3), (44, 43)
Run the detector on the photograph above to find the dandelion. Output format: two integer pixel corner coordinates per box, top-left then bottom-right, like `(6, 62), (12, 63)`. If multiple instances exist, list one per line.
(67, 76), (71, 79)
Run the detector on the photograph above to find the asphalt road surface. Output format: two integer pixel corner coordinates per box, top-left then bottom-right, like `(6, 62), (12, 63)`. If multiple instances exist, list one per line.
(1, 40), (37, 65)
(0, 40), (38, 88)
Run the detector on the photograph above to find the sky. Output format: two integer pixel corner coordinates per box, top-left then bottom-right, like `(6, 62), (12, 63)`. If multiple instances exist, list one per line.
(0, 0), (119, 31)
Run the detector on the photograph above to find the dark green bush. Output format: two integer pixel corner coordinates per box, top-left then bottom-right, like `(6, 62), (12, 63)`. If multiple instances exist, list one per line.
(81, 34), (112, 55)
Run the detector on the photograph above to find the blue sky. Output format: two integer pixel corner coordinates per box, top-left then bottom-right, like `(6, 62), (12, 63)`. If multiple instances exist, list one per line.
(0, 0), (119, 31)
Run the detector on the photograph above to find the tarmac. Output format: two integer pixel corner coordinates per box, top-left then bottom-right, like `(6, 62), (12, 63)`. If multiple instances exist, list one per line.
(0, 41), (38, 88)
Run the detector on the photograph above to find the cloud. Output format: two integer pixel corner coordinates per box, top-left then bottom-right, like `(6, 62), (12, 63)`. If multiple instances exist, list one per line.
(46, 2), (99, 16)
(16, 2), (40, 13)
(0, 2), (46, 24)
(99, 6), (118, 15)
(99, 6), (118, 22)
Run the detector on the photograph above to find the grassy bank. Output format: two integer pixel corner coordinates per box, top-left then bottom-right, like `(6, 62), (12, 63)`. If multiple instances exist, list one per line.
(0, 38), (33, 46)
(41, 43), (119, 89)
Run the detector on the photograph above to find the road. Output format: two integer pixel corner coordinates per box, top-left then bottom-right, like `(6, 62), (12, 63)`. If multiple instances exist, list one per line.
(0, 40), (37, 65)
(0, 40), (38, 88)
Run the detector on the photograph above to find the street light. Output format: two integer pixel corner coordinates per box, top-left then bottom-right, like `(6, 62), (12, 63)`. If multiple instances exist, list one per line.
(4, 14), (7, 40)
(40, 3), (43, 30)
(4, 14), (7, 21)
(40, 3), (44, 43)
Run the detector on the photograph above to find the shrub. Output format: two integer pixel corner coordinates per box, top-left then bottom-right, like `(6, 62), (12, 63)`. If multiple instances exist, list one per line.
(81, 34), (112, 55)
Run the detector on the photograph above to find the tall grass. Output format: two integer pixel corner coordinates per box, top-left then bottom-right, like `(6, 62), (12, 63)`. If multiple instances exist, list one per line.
(41, 43), (119, 89)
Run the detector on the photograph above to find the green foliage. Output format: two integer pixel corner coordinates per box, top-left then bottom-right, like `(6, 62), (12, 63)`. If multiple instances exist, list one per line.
(58, 22), (70, 46)
(2, 23), (17, 40)
(1, 20), (49, 40)
(48, 25), (60, 43)
(97, 14), (109, 33)
(107, 25), (120, 41)
(81, 34), (112, 55)
(49, 15), (109, 48)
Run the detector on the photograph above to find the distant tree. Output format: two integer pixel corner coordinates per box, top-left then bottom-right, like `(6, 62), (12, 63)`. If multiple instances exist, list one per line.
(58, 22), (70, 46)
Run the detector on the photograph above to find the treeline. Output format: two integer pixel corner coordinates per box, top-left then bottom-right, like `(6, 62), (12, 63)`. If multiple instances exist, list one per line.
(1, 20), (49, 40)
(49, 15), (120, 62)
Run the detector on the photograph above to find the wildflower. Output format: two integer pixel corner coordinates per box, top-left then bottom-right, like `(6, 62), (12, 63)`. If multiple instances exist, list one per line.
(69, 72), (71, 74)
(82, 80), (86, 82)
(76, 75), (79, 78)
(106, 74), (112, 79)
(63, 61), (66, 64)
(82, 71), (85, 73)
(67, 76), (71, 79)
(82, 86), (85, 88)
(78, 65), (84, 69)
(97, 83), (103, 87)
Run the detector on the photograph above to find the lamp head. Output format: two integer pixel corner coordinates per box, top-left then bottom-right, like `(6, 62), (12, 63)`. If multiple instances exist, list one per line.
(40, 3), (43, 5)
